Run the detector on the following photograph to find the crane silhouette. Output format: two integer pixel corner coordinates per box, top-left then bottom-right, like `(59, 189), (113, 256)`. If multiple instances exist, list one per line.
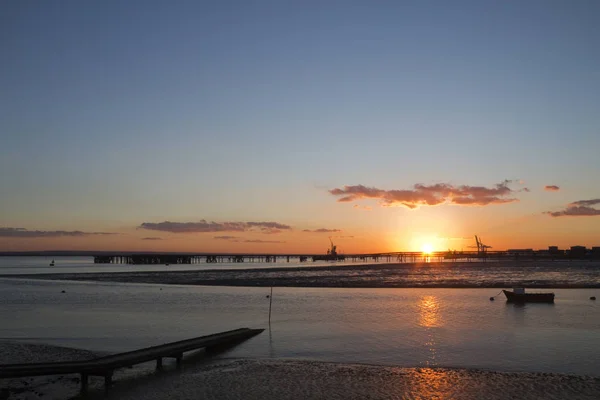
(468, 235), (492, 256)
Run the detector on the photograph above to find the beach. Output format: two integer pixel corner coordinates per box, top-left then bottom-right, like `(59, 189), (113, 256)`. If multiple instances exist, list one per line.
(0, 341), (100, 400)
(4, 355), (600, 399)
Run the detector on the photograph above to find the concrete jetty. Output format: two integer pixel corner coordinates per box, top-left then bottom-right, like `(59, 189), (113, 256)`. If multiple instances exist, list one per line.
(0, 328), (264, 393)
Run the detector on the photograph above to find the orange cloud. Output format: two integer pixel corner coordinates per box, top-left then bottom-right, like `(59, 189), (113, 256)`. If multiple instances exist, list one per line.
(0, 227), (118, 238)
(212, 236), (285, 243)
(544, 185), (560, 191)
(243, 239), (286, 244)
(302, 228), (342, 233)
(330, 180), (524, 209)
(546, 199), (600, 217)
(139, 220), (291, 234)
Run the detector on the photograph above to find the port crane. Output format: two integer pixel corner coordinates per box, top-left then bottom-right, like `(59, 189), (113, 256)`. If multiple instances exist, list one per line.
(469, 235), (492, 256)
(326, 237), (338, 256)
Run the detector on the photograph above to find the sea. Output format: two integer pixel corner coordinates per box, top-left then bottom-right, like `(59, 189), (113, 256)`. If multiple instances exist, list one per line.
(1, 256), (600, 399)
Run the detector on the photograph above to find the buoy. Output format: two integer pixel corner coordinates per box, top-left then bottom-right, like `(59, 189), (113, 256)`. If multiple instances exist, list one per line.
(591, 296), (596, 300)
(489, 297), (495, 301)
(61, 290), (66, 293)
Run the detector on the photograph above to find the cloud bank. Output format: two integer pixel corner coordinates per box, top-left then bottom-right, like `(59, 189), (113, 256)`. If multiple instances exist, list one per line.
(213, 235), (285, 244)
(139, 220), (292, 234)
(0, 227), (117, 238)
(544, 185), (560, 191)
(302, 228), (342, 233)
(141, 237), (163, 240)
(330, 180), (525, 209)
(546, 199), (600, 217)
(243, 239), (286, 244)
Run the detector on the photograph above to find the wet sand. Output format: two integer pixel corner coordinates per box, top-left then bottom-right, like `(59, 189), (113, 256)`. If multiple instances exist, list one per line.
(104, 359), (600, 400)
(4, 261), (600, 288)
(0, 341), (101, 400)
(3, 344), (600, 399)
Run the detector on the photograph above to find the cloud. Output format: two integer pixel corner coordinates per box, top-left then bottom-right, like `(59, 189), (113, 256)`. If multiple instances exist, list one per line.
(569, 199), (600, 207)
(353, 204), (372, 211)
(302, 228), (342, 233)
(544, 185), (560, 192)
(331, 235), (355, 239)
(212, 236), (285, 243)
(0, 227), (118, 238)
(546, 198), (600, 217)
(139, 220), (292, 234)
(243, 239), (286, 244)
(141, 237), (163, 240)
(246, 222), (290, 230)
(330, 180), (524, 209)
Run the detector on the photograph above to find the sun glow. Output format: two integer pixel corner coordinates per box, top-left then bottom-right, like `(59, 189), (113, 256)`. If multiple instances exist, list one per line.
(422, 243), (434, 254)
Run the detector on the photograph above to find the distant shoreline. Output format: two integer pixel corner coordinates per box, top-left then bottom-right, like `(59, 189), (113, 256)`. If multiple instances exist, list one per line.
(3, 261), (600, 288)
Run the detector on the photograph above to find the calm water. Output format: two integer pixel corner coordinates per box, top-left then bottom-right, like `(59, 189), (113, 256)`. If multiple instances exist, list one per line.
(1, 277), (599, 376)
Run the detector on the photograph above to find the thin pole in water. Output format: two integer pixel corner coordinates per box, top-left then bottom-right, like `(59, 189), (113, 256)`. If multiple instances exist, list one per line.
(268, 286), (273, 324)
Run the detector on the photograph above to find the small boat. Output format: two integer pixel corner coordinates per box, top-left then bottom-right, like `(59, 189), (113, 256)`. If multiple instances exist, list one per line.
(49, 259), (55, 266)
(503, 288), (554, 303)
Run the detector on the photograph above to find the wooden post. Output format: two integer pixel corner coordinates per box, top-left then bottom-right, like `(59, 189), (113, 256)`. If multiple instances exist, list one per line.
(156, 357), (163, 370)
(81, 373), (88, 393)
(104, 372), (113, 392)
(268, 286), (273, 324)
(176, 354), (183, 368)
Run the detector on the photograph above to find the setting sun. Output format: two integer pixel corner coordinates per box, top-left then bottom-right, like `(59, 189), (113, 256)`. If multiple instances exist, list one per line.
(422, 243), (434, 254)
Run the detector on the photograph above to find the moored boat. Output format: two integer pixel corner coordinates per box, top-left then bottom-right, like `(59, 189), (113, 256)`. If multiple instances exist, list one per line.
(503, 288), (554, 303)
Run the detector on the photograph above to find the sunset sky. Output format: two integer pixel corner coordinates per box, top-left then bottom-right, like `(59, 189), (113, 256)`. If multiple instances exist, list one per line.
(1, 1), (599, 253)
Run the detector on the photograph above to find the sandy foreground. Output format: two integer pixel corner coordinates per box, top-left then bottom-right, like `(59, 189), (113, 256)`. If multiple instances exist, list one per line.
(2, 342), (600, 400)
(0, 341), (101, 400)
(103, 359), (600, 400)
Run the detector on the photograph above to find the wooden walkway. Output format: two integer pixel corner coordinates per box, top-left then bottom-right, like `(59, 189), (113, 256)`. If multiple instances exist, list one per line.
(0, 328), (263, 392)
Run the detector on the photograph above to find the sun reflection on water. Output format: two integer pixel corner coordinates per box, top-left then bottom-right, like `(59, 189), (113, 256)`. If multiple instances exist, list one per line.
(418, 296), (442, 328)
(418, 295), (442, 367)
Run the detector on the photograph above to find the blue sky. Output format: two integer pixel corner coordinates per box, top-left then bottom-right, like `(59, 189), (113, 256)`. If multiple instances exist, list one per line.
(1, 1), (599, 251)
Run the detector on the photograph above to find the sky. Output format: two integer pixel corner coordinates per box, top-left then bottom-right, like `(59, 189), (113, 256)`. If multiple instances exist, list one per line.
(1, 0), (600, 253)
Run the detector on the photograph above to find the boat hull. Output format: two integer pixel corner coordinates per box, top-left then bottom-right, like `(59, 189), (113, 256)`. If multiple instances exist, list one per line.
(503, 290), (554, 303)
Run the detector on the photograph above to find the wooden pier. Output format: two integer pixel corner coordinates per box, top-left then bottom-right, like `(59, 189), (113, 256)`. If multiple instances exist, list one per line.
(93, 249), (600, 265)
(0, 328), (263, 393)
